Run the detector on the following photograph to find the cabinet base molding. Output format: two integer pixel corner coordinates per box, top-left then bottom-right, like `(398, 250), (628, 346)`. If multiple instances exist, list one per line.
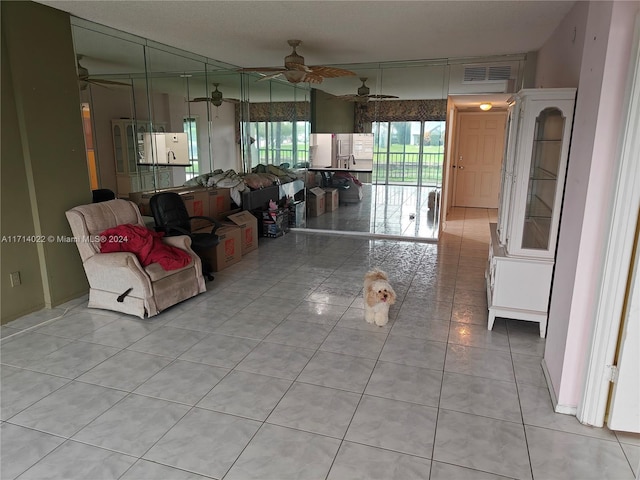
(487, 303), (547, 338)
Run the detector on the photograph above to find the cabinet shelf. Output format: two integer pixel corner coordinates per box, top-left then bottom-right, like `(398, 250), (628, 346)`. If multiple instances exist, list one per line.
(526, 193), (553, 218)
(530, 167), (558, 181)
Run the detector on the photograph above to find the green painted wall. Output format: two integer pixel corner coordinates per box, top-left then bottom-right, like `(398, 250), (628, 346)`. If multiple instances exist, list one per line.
(1, 1), (91, 323)
(311, 89), (356, 133)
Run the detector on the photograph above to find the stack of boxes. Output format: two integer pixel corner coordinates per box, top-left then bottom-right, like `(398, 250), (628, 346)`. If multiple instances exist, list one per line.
(129, 186), (257, 272)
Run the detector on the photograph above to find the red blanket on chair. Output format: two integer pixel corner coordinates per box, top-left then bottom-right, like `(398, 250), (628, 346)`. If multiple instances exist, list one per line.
(99, 224), (191, 271)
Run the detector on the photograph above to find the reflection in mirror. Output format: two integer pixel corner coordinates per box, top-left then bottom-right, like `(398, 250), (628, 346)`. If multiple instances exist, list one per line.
(73, 21), (149, 199)
(304, 61), (447, 240)
(71, 17), (516, 242)
(243, 76), (310, 171)
(144, 45), (208, 191)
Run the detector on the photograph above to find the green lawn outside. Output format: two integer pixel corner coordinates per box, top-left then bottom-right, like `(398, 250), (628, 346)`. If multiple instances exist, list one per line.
(256, 143), (444, 186)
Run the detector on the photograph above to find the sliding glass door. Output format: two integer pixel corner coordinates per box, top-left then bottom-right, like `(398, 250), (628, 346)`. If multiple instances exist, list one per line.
(372, 120), (444, 188)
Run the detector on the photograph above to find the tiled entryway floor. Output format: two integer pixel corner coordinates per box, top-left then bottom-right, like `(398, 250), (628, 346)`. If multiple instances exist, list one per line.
(2, 207), (638, 479)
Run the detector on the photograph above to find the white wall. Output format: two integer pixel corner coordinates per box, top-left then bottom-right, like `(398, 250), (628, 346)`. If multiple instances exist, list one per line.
(186, 100), (239, 177)
(535, 2), (588, 88)
(542, 0), (640, 411)
(210, 102), (239, 172)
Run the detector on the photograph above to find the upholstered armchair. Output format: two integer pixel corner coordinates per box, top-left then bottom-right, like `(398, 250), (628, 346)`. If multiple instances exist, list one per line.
(65, 199), (206, 318)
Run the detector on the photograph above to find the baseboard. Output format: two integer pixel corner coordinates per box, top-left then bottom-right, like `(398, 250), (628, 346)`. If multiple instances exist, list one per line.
(541, 358), (578, 415)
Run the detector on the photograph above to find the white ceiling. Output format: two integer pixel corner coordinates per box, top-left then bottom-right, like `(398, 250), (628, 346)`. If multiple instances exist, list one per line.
(39, 0), (576, 108)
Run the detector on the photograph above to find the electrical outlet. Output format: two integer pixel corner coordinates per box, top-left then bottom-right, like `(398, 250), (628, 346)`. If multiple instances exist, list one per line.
(10, 271), (21, 287)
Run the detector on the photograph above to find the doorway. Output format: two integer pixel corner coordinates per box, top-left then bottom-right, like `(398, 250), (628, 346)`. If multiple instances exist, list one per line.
(453, 111), (506, 208)
(81, 103), (99, 190)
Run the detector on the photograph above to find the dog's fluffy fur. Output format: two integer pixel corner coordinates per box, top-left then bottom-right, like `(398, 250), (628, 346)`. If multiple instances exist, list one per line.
(363, 268), (396, 327)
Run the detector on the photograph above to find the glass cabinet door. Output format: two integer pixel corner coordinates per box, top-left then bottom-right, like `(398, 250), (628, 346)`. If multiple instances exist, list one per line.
(496, 103), (520, 245)
(521, 108), (564, 250)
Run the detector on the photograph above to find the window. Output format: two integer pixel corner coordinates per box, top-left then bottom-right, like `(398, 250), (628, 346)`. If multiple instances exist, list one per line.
(372, 120), (445, 187)
(183, 117), (199, 180)
(249, 121), (310, 169)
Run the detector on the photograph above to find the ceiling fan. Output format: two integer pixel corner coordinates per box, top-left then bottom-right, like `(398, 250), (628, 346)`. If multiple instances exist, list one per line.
(190, 83), (239, 107)
(239, 40), (356, 84)
(334, 77), (399, 103)
(76, 55), (130, 90)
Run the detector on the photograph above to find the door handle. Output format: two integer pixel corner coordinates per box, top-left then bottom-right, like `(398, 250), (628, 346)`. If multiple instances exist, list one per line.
(458, 166), (465, 169)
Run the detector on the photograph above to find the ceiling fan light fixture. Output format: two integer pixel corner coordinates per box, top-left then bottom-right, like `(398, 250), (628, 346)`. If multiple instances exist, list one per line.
(357, 77), (370, 96)
(211, 83), (223, 106)
(480, 102), (493, 111)
(283, 70), (307, 84)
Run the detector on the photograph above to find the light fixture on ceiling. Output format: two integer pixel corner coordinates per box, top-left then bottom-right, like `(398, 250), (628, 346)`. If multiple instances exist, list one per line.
(479, 102), (493, 111)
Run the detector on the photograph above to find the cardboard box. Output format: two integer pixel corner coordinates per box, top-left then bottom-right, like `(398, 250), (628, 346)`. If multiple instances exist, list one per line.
(289, 200), (306, 228)
(128, 186), (196, 218)
(262, 209), (289, 238)
(307, 187), (326, 217)
(127, 190), (155, 216)
(193, 224), (242, 272)
(323, 188), (339, 212)
(226, 211), (259, 255)
(179, 189), (210, 230)
(207, 187), (231, 219)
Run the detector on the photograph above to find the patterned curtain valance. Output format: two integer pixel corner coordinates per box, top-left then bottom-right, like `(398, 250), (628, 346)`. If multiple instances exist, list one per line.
(243, 101), (311, 122)
(359, 99), (447, 122)
(354, 99), (447, 133)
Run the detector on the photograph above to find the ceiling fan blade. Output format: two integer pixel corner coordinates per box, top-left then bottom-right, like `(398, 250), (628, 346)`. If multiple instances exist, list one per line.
(332, 94), (359, 101)
(222, 98), (241, 104)
(367, 94), (400, 99)
(238, 67), (286, 73)
(300, 73), (324, 84)
(308, 65), (356, 78)
(189, 97), (211, 102)
(86, 78), (130, 87)
(87, 78), (131, 87)
(256, 72), (285, 82)
(286, 62), (312, 73)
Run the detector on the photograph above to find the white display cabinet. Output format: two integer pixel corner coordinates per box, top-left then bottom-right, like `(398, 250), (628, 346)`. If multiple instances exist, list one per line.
(111, 119), (172, 198)
(488, 88), (576, 337)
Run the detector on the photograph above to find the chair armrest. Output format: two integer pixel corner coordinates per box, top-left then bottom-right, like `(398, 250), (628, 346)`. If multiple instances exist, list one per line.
(83, 252), (153, 295)
(161, 234), (201, 264)
(189, 216), (223, 235)
(161, 234), (193, 251)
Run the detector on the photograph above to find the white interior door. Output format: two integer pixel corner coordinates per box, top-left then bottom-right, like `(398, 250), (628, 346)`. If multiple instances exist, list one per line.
(454, 112), (506, 208)
(607, 239), (640, 432)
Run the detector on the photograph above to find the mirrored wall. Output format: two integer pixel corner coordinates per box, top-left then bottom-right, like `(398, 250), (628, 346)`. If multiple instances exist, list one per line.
(71, 17), (525, 241)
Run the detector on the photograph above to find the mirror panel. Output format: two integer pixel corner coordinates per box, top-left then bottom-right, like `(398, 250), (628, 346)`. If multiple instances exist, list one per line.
(73, 23), (149, 198)
(71, 18), (517, 241)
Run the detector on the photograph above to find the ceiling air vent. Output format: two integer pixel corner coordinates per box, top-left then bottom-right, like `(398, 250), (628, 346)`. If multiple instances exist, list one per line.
(463, 66), (488, 82)
(463, 64), (512, 83)
(488, 65), (511, 81)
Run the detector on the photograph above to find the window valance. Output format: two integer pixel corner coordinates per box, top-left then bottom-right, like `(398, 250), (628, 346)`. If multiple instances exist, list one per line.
(239, 101), (311, 122)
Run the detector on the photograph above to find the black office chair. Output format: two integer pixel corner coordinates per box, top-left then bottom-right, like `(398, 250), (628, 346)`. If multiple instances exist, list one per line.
(92, 188), (116, 203)
(149, 192), (222, 281)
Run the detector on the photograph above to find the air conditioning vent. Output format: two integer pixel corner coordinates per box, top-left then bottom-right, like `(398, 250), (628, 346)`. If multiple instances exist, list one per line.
(488, 65), (512, 81)
(463, 66), (488, 82)
(463, 64), (512, 83)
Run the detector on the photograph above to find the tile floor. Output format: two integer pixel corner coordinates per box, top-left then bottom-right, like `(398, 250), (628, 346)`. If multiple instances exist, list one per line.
(1, 207), (639, 480)
(305, 184), (440, 239)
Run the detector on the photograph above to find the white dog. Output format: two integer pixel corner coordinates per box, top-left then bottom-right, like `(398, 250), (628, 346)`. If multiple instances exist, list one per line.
(363, 268), (397, 327)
